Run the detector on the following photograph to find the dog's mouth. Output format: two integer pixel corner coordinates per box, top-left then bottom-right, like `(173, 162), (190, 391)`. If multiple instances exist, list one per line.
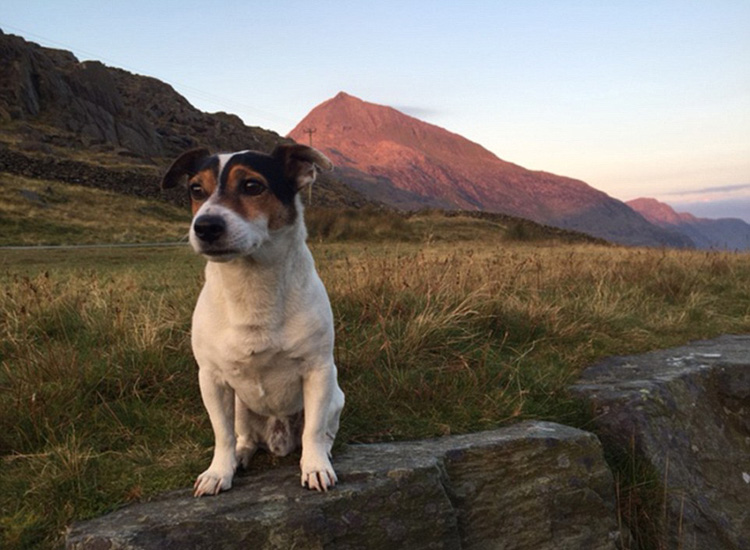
(202, 249), (242, 261)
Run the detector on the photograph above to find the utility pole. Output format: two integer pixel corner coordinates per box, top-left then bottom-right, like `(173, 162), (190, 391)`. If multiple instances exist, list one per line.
(302, 127), (317, 146)
(302, 128), (317, 205)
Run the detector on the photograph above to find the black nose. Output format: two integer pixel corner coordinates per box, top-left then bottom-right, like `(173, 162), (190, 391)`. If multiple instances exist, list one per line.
(193, 215), (226, 243)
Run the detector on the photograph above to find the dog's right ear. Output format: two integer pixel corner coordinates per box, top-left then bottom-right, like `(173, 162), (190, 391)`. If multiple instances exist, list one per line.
(161, 148), (211, 189)
(272, 143), (333, 191)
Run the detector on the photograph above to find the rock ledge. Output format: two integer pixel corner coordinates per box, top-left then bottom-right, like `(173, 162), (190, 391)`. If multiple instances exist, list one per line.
(66, 421), (624, 550)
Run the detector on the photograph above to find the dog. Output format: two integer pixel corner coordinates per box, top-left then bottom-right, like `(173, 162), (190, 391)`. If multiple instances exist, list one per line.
(161, 143), (345, 496)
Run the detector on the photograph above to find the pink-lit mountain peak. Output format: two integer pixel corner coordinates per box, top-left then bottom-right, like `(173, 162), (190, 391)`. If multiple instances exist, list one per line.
(288, 92), (692, 247)
(290, 92), (504, 167)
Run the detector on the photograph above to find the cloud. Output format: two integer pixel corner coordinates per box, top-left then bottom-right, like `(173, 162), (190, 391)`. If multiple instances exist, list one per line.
(656, 183), (750, 222)
(392, 105), (442, 119)
(663, 182), (750, 198)
(657, 183), (750, 206)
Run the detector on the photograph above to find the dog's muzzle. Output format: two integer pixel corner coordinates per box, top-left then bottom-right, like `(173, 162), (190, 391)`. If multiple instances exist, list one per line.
(193, 215), (226, 244)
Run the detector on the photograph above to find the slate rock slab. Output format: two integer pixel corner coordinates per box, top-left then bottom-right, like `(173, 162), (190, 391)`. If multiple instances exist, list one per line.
(66, 421), (625, 550)
(571, 334), (750, 550)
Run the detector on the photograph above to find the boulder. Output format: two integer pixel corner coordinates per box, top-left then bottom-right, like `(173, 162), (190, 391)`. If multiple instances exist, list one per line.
(66, 421), (626, 550)
(571, 334), (750, 550)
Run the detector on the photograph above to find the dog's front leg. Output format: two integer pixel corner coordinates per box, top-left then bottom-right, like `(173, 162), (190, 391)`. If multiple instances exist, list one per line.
(300, 364), (339, 492)
(194, 368), (237, 497)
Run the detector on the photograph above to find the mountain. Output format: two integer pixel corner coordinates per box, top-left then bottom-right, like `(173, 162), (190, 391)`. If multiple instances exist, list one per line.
(0, 31), (713, 249)
(0, 30), (368, 208)
(289, 92), (692, 248)
(628, 198), (750, 251)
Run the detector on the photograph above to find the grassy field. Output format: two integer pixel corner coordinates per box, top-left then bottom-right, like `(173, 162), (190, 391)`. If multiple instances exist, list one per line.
(0, 173), (190, 246)
(2, 179), (750, 548)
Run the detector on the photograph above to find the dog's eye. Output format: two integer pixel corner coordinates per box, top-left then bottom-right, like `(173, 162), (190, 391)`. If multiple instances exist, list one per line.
(242, 179), (267, 196)
(189, 183), (207, 201)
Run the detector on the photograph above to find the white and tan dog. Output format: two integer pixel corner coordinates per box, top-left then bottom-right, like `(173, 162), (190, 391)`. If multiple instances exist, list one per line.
(162, 144), (344, 496)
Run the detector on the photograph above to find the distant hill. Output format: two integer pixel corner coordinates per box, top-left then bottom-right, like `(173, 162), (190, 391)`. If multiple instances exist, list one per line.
(0, 30), (369, 209)
(628, 197), (750, 251)
(289, 92), (692, 248)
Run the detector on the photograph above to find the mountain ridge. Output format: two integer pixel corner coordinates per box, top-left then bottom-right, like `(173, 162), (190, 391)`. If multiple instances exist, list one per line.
(628, 197), (750, 251)
(0, 31), (728, 249)
(289, 92), (691, 248)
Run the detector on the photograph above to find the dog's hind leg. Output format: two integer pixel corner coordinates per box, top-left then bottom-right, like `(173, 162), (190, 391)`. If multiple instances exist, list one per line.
(325, 383), (345, 457)
(234, 397), (262, 469)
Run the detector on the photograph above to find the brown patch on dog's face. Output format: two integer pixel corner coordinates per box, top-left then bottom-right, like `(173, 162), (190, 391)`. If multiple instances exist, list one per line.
(187, 169), (219, 216)
(217, 164), (295, 230)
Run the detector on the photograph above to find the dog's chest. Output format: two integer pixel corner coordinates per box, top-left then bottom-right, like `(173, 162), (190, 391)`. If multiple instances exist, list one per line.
(190, 259), (330, 416)
(204, 324), (305, 411)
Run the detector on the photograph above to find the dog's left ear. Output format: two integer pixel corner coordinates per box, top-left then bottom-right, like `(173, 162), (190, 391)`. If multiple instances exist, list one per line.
(273, 144), (333, 190)
(161, 148), (211, 189)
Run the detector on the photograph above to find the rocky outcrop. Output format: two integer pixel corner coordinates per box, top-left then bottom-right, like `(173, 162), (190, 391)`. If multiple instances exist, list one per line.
(66, 422), (627, 550)
(571, 334), (750, 550)
(0, 30), (280, 160)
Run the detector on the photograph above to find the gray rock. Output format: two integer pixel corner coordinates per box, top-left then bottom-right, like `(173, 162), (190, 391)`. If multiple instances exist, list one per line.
(571, 334), (750, 550)
(66, 421), (625, 550)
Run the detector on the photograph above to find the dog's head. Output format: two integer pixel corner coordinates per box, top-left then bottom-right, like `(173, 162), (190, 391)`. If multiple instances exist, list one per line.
(161, 144), (332, 261)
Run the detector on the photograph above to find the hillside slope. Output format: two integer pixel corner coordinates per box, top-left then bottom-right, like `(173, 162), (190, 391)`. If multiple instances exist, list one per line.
(0, 30), (369, 209)
(289, 92), (692, 248)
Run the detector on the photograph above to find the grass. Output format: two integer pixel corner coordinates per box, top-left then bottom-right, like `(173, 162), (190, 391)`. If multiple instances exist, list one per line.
(1, 191), (750, 548)
(0, 173), (190, 246)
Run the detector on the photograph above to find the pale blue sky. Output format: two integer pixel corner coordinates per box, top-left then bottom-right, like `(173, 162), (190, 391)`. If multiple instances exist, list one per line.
(2, 1), (749, 219)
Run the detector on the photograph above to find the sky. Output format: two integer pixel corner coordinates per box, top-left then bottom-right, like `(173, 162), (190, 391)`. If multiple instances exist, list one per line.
(2, 0), (749, 220)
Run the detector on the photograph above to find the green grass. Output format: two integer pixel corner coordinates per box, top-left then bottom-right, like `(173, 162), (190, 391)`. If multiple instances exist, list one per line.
(0, 173), (190, 246)
(1, 191), (750, 548)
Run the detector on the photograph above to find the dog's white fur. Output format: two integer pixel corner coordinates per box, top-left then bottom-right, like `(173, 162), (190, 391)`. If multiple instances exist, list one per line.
(162, 146), (344, 496)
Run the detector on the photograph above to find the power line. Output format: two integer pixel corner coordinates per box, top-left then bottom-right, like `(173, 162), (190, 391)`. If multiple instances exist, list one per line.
(301, 128), (318, 205)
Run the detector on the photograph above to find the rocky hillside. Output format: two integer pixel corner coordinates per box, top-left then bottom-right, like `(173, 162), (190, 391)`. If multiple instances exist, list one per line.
(0, 30), (369, 208)
(628, 197), (750, 251)
(289, 92), (693, 248)
(0, 32), (280, 159)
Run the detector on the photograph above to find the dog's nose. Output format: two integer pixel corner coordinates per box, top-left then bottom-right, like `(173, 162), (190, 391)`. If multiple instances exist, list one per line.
(193, 215), (226, 243)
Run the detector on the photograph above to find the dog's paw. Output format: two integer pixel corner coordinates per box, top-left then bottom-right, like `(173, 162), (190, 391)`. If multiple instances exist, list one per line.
(300, 451), (337, 492)
(193, 467), (234, 497)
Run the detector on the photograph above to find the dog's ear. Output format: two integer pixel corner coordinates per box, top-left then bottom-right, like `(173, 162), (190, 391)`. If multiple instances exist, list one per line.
(161, 148), (211, 189)
(272, 143), (333, 190)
